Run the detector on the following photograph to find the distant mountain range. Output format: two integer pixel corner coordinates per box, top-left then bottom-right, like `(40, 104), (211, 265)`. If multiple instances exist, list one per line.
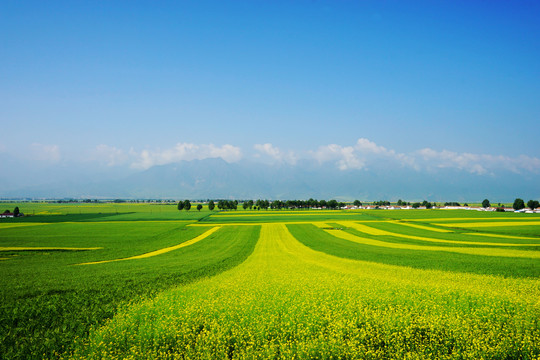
(1, 158), (538, 202)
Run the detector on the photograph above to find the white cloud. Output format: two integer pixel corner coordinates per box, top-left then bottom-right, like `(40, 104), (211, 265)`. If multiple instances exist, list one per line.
(313, 144), (365, 170)
(83, 138), (540, 176)
(312, 139), (414, 171)
(416, 148), (540, 175)
(355, 138), (390, 154)
(30, 143), (61, 163)
(310, 138), (540, 174)
(254, 143), (297, 164)
(130, 143), (242, 170)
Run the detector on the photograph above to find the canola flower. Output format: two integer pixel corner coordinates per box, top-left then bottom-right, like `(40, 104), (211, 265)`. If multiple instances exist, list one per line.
(326, 228), (540, 258)
(435, 221), (540, 228)
(464, 232), (540, 240)
(387, 221), (453, 233)
(338, 221), (540, 247)
(72, 223), (540, 359)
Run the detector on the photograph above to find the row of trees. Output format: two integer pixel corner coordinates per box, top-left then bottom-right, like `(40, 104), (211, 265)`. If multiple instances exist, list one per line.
(481, 198), (539, 210)
(527, 199), (540, 210)
(215, 199), (347, 210)
(177, 200), (203, 211)
(177, 198), (539, 212)
(178, 198), (350, 212)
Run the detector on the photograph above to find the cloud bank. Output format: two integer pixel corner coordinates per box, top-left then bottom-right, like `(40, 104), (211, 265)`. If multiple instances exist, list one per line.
(89, 143), (243, 170)
(13, 139), (540, 176)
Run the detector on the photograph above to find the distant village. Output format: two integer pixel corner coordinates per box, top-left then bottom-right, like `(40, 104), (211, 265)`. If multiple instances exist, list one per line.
(341, 204), (540, 213)
(0, 206), (23, 218)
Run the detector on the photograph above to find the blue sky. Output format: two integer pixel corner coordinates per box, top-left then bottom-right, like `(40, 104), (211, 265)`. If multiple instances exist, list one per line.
(1, 1), (539, 184)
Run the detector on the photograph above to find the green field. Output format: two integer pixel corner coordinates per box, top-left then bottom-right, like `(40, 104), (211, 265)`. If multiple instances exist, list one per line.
(0, 204), (539, 359)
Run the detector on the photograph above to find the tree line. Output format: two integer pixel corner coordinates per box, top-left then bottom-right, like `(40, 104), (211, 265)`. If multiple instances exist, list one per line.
(481, 198), (539, 211)
(177, 198), (540, 212)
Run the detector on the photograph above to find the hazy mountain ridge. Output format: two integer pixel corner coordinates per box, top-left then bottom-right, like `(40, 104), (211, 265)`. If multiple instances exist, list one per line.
(1, 158), (538, 202)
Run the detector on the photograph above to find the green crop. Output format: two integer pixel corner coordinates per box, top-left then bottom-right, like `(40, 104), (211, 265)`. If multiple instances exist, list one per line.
(0, 205), (538, 359)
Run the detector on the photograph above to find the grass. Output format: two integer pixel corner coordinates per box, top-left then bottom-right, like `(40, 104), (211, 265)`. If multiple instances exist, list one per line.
(0, 205), (539, 359)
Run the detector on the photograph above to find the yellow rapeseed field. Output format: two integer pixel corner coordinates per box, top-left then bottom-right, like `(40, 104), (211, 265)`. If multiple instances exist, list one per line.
(326, 228), (540, 258)
(73, 223), (540, 359)
(338, 221), (540, 247)
(436, 221), (540, 228)
(388, 221), (453, 232)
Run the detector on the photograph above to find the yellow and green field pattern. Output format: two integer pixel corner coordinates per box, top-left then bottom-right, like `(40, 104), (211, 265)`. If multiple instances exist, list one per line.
(69, 213), (540, 359)
(1, 208), (539, 359)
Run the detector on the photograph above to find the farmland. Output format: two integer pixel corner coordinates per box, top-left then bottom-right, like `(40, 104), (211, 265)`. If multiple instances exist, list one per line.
(0, 204), (539, 359)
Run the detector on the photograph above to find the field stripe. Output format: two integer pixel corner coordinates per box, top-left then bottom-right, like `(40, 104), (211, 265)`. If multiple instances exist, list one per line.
(0, 223), (49, 229)
(188, 221), (320, 226)
(213, 212), (362, 216)
(389, 221), (452, 233)
(406, 217), (540, 222)
(77, 226), (221, 265)
(465, 232), (540, 240)
(325, 229), (540, 258)
(435, 221), (540, 228)
(67, 220), (196, 225)
(0, 247), (102, 251)
(339, 221), (540, 247)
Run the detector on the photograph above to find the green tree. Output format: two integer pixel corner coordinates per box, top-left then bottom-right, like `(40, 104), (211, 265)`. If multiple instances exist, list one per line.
(197, 204), (203, 211)
(13, 207), (20, 217)
(482, 199), (490, 208)
(513, 198), (525, 211)
(327, 200), (338, 209)
(353, 200), (362, 207)
(208, 200), (215, 211)
(412, 202), (421, 209)
(527, 199), (539, 210)
(243, 202), (249, 210)
(184, 200), (191, 211)
(177, 201), (184, 211)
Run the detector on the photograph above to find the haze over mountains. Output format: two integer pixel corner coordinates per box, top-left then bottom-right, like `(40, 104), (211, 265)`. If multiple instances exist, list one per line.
(2, 157), (537, 202)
